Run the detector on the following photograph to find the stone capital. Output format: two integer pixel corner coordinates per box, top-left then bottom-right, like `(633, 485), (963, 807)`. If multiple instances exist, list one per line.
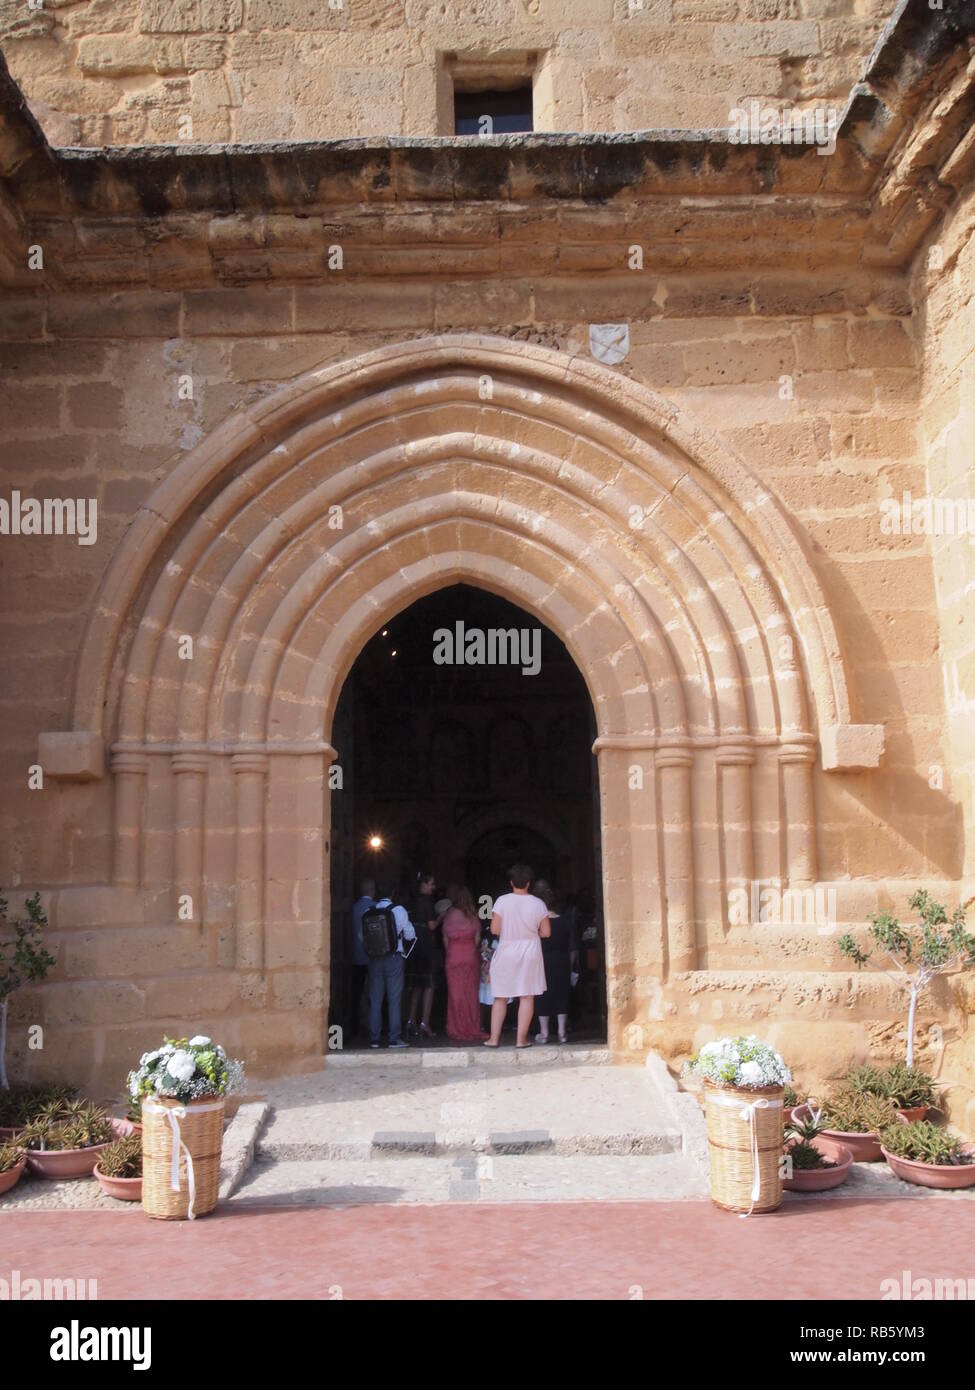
(820, 724), (885, 771)
(38, 731), (104, 781)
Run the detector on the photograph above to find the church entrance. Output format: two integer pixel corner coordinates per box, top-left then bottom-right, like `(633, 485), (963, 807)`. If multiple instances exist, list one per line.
(328, 583), (606, 1046)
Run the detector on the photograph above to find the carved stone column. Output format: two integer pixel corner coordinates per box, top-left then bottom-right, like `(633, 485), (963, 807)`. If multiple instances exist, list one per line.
(716, 740), (755, 914)
(232, 750), (269, 971)
(779, 738), (817, 886)
(171, 751), (209, 926)
(655, 743), (696, 973)
(111, 748), (149, 887)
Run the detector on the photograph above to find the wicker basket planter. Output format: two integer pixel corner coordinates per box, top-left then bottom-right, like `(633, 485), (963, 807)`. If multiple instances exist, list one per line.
(142, 1096), (225, 1221)
(705, 1081), (785, 1213)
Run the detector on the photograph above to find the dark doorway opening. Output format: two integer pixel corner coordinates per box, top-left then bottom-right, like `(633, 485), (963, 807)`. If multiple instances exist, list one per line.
(328, 584), (606, 1047)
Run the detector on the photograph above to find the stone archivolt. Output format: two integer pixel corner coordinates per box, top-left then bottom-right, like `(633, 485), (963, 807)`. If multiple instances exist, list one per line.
(36, 334), (877, 1053)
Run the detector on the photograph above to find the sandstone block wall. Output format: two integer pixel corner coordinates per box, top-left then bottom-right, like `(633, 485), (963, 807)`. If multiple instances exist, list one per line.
(1, 268), (972, 1119)
(0, 0), (896, 145)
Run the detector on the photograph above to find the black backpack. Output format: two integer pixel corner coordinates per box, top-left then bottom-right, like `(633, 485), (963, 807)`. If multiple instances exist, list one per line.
(361, 903), (399, 958)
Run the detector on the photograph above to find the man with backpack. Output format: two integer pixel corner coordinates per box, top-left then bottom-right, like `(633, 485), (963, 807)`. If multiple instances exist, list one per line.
(360, 889), (416, 1050)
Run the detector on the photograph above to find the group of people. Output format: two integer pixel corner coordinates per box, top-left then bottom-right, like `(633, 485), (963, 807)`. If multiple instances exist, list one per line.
(351, 865), (580, 1049)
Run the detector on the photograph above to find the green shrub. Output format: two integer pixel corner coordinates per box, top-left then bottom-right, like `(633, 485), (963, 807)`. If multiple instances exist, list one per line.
(881, 1121), (973, 1167)
(788, 1139), (836, 1170)
(822, 1087), (897, 1135)
(97, 1134), (141, 1179)
(19, 1102), (112, 1152)
(0, 1082), (76, 1129)
(843, 1065), (888, 1097)
(879, 1065), (937, 1110)
(839, 890), (975, 1067)
(0, 1142), (24, 1173)
(782, 1084), (800, 1108)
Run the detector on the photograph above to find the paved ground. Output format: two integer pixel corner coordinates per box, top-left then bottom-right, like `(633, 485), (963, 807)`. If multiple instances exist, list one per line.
(4, 1200), (974, 1300)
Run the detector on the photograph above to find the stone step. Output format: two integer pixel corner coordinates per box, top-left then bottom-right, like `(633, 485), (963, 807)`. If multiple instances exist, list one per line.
(231, 1150), (710, 1207)
(255, 1059), (684, 1164)
(325, 1043), (613, 1068)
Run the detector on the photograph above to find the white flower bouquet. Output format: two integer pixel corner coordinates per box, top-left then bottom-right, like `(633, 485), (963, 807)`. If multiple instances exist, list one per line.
(127, 1035), (245, 1105)
(684, 1035), (791, 1090)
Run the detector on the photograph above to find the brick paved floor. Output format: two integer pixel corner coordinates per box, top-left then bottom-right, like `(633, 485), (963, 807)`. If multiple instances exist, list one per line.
(4, 1199), (973, 1300)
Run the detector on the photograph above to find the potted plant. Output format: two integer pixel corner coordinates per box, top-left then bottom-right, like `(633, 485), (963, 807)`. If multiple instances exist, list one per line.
(0, 892), (57, 1091)
(878, 1064), (938, 1122)
(21, 1099), (114, 1179)
(684, 1035), (791, 1214)
(0, 1082), (77, 1140)
(782, 1083), (802, 1120)
(94, 1134), (143, 1201)
(782, 1106), (853, 1193)
(880, 1120), (975, 1190)
(112, 1092), (144, 1138)
(814, 1087), (898, 1162)
(0, 1141), (26, 1196)
(839, 890), (975, 1067)
(129, 1035), (244, 1221)
(842, 1064), (888, 1096)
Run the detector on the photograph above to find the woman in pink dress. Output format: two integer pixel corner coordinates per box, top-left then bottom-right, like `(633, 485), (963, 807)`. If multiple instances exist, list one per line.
(442, 885), (489, 1042)
(485, 863), (551, 1048)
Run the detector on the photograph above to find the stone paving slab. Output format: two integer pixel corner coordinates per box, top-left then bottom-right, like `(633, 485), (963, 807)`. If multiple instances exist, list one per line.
(229, 1151), (712, 1207)
(256, 1060), (683, 1161)
(327, 1044), (614, 1067)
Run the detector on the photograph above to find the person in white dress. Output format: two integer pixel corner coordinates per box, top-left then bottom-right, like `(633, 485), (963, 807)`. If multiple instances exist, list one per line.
(485, 863), (551, 1048)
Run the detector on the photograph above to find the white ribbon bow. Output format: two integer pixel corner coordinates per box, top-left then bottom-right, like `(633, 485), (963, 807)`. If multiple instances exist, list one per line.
(709, 1090), (782, 1217)
(145, 1099), (223, 1221)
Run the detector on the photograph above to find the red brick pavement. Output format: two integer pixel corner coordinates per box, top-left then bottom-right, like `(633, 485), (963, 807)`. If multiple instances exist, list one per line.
(3, 1199), (973, 1300)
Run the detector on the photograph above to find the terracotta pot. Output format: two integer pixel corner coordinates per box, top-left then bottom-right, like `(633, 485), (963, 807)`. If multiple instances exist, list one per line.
(26, 1141), (111, 1180)
(0, 1156), (26, 1196)
(882, 1142), (975, 1190)
(783, 1136), (853, 1192)
(93, 1165), (142, 1202)
(111, 1117), (142, 1138)
(819, 1128), (883, 1162)
(895, 1106), (928, 1124)
(790, 1106), (882, 1161)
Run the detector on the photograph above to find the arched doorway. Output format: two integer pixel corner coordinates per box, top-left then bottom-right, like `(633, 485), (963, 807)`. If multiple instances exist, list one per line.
(328, 584), (606, 1044)
(45, 333), (872, 1078)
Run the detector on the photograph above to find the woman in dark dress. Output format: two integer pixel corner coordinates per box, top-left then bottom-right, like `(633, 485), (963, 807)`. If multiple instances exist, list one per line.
(533, 880), (573, 1044)
(406, 871), (438, 1039)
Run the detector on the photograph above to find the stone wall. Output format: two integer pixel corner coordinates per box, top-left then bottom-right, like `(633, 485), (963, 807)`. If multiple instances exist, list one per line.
(0, 0), (896, 146)
(914, 182), (975, 1131)
(1, 272), (971, 1112)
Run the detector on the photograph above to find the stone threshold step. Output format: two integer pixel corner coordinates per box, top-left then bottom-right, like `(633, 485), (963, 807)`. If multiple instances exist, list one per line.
(231, 1151), (710, 1206)
(259, 1127), (682, 1160)
(327, 1045), (613, 1067)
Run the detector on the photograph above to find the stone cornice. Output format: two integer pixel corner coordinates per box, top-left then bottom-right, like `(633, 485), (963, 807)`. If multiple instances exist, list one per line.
(0, 0), (973, 290)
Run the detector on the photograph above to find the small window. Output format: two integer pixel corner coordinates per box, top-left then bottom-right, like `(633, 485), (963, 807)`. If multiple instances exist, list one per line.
(454, 87), (533, 136)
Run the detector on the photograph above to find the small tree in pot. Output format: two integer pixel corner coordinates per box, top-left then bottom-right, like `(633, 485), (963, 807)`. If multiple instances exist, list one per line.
(839, 890), (975, 1067)
(0, 893), (56, 1091)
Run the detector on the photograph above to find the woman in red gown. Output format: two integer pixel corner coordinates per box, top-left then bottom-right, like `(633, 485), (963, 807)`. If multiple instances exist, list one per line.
(442, 885), (489, 1042)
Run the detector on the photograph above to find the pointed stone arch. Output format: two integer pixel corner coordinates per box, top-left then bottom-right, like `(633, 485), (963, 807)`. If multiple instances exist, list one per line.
(40, 333), (880, 1062)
